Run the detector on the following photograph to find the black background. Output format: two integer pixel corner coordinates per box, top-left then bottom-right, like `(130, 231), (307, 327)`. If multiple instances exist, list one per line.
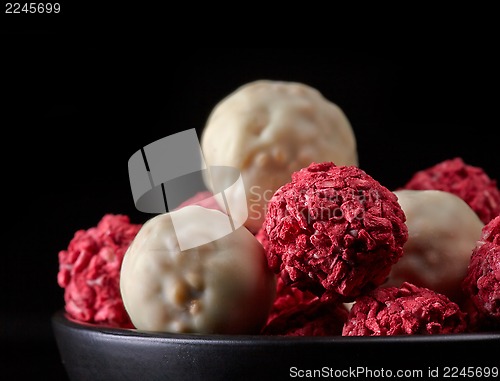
(2, 21), (499, 380)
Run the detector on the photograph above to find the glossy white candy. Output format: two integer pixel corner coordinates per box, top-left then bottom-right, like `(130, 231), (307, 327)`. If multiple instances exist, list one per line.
(120, 205), (276, 334)
(201, 80), (358, 233)
(387, 190), (484, 301)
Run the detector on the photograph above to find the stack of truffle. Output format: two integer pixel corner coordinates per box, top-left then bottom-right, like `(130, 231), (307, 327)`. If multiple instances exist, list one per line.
(58, 80), (500, 336)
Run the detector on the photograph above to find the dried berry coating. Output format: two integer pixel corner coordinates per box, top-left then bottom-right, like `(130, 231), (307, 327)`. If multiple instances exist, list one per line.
(342, 282), (468, 336)
(462, 215), (500, 331)
(262, 277), (348, 336)
(57, 214), (141, 327)
(402, 157), (500, 224)
(262, 162), (408, 300)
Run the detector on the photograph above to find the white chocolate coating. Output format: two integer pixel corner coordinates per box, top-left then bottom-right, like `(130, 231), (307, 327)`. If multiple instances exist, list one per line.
(201, 80), (358, 233)
(120, 206), (276, 334)
(387, 190), (484, 301)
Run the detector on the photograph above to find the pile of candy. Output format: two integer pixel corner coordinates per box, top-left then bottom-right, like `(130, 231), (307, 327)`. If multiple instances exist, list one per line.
(58, 80), (499, 336)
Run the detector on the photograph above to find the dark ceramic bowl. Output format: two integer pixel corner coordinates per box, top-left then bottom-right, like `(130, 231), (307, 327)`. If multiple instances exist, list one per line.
(52, 310), (499, 381)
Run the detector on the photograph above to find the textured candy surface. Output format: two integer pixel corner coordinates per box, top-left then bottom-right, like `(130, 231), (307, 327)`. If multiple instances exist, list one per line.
(261, 162), (408, 300)
(462, 215), (500, 331)
(57, 214), (141, 327)
(342, 282), (468, 336)
(261, 277), (348, 336)
(402, 157), (500, 224)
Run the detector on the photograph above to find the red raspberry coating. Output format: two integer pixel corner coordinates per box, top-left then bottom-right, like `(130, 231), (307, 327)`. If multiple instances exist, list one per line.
(57, 214), (141, 327)
(265, 276), (318, 323)
(402, 157), (500, 224)
(342, 282), (468, 336)
(461, 215), (500, 331)
(262, 277), (348, 336)
(261, 162), (408, 300)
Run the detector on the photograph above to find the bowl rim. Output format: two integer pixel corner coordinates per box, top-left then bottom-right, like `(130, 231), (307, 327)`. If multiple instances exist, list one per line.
(52, 309), (500, 345)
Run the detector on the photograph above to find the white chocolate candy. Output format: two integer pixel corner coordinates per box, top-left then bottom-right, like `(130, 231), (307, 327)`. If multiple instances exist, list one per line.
(387, 190), (484, 302)
(201, 80), (358, 233)
(120, 206), (276, 334)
